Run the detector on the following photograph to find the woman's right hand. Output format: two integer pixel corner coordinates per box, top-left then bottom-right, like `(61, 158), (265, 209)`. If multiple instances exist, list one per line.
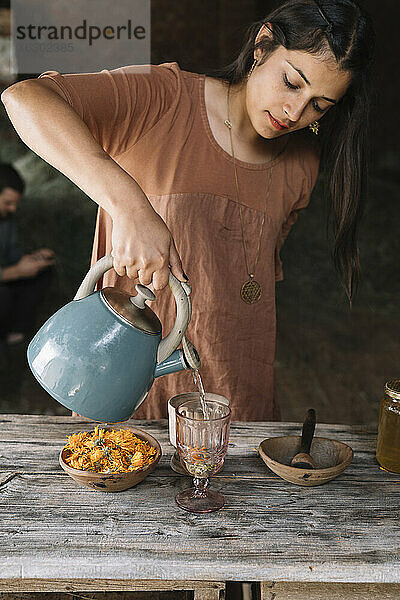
(111, 203), (187, 291)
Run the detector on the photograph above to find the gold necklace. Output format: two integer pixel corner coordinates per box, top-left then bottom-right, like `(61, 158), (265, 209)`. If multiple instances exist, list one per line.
(224, 84), (285, 304)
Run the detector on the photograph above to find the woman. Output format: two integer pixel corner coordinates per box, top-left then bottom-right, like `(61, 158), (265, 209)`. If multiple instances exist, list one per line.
(1, 0), (374, 421)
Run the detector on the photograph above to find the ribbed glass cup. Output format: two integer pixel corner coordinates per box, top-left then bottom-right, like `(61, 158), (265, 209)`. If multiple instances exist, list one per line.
(175, 399), (231, 513)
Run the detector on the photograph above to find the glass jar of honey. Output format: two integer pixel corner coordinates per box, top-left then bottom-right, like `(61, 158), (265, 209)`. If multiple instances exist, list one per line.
(376, 380), (400, 473)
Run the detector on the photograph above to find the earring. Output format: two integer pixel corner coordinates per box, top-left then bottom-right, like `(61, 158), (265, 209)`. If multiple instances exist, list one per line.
(309, 120), (320, 135)
(247, 59), (258, 79)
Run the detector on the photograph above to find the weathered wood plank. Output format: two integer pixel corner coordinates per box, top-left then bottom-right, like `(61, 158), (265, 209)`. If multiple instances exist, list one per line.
(1, 471), (399, 582)
(0, 593), (192, 600)
(261, 581), (400, 599)
(194, 587), (224, 600)
(0, 416), (398, 585)
(0, 592), (201, 599)
(0, 415), (377, 438)
(0, 416), (381, 476)
(0, 447), (384, 477)
(0, 579), (224, 595)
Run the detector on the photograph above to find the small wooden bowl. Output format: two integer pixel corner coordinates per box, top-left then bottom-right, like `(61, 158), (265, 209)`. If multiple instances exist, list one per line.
(258, 436), (353, 486)
(59, 427), (162, 492)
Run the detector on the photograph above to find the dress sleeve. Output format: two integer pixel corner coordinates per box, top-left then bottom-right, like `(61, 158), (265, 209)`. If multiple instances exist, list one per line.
(37, 63), (180, 158)
(274, 142), (320, 281)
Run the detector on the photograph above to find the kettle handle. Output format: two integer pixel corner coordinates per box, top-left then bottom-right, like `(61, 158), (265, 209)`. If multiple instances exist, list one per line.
(157, 274), (191, 365)
(73, 255), (191, 365)
(73, 255), (114, 300)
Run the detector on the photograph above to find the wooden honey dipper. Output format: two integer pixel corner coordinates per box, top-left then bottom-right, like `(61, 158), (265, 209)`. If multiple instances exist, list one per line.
(290, 409), (317, 469)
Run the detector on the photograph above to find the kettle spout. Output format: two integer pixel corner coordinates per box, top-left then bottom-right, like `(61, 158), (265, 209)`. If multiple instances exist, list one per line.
(154, 349), (188, 378)
(154, 341), (200, 378)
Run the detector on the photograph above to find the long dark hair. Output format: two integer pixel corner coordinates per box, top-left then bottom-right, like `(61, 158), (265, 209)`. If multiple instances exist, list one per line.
(207, 0), (375, 302)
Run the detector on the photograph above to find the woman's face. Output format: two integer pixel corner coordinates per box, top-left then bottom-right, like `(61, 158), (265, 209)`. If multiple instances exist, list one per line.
(247, 36), (351, 139)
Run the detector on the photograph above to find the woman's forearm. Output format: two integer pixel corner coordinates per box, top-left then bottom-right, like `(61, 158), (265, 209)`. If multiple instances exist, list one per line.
(1, 79), (151, 219)
(1, 78), (186, 287)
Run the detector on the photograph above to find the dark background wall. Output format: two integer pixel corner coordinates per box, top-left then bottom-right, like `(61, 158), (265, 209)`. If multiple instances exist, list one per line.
(0, 0), (399, 424)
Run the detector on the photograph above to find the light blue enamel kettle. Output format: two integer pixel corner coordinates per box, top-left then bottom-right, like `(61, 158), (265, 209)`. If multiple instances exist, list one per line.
(27, 255), (200, 422)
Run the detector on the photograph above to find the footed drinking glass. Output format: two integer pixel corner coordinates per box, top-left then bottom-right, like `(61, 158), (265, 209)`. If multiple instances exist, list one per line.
(175, 399), (231, 513)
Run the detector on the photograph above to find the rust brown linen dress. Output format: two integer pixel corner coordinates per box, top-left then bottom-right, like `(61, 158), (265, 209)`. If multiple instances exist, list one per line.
(39, 62), (320, 421)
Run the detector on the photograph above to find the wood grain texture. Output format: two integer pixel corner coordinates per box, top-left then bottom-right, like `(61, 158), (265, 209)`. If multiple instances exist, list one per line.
(0, 416), (398, 586)
(0, 579), (224, 598)
(261, 581), (400, 600)
(0, 593), (193, 600)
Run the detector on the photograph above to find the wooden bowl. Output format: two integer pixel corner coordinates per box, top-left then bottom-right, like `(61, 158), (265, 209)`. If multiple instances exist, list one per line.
(59, 427), (162, 492)
(258, 436), (353, 486)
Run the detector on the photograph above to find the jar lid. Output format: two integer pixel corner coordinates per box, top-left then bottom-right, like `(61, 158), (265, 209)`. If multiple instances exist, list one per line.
(100, 287), (161, 335)
(385, 380), (400, 401)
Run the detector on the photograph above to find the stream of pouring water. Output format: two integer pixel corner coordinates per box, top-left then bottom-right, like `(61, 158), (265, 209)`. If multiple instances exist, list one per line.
(192, 368), (210, 420)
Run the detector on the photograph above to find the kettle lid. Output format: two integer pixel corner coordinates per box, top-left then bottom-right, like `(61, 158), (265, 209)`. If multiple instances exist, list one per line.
(101, 287), (161, 334)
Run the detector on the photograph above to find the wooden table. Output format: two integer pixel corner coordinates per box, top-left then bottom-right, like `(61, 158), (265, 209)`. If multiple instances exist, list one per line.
(0, 415), (399, 600)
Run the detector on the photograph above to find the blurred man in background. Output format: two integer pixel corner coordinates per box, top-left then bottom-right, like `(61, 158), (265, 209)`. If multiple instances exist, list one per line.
(0, 163), (54, 345)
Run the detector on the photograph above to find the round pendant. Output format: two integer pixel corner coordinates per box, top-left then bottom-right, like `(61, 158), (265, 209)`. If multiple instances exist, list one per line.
(241, 279), (262, 304)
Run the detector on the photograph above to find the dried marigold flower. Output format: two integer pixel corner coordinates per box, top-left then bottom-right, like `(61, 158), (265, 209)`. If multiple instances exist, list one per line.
(62, 426), (157, 473)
